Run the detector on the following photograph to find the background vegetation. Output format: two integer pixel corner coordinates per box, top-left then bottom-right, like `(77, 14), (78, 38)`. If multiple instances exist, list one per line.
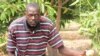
(0, 0), (100, 56)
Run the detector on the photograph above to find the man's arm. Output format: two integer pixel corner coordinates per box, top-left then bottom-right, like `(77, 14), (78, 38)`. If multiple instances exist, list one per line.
(58, 45), (85, 56)
(47, 21), (85, 56)
(7, 27), (16, 56)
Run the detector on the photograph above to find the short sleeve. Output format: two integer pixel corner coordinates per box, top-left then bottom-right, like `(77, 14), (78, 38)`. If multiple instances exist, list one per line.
(47, 24), (64, 48)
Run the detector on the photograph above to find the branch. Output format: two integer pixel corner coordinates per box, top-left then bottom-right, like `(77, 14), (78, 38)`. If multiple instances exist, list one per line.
(62, 0), (69, 6)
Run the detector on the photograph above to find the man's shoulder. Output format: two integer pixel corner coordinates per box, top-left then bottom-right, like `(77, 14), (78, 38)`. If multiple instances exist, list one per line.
(40, 16), (55, 28)
(11, 16), (26, 24)
(40, 16), (53, 24)
(8, 16), (26, 29)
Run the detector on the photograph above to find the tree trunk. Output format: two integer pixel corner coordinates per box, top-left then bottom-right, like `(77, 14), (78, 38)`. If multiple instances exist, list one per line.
(56, 0), (62, 31)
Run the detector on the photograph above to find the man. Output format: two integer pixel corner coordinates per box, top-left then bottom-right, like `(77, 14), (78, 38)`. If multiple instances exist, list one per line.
(7, 3), (85, 56)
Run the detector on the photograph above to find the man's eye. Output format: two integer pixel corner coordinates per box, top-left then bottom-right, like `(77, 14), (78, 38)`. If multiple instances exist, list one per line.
(28, 14), (34, 16)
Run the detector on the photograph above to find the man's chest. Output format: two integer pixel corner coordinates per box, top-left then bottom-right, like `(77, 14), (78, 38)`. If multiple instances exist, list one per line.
(14, 28), (50, 43)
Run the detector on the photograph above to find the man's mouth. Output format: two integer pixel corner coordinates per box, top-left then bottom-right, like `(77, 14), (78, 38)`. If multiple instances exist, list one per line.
(30, 23), (36, 26)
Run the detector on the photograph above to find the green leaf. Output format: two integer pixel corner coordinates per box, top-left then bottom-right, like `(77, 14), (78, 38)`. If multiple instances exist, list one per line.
(41, 4), (45, 13)
(46, 5), (56, 14)
(0, 12), (6, 21)
(62, 7), (68, 14)
(70, 0), (79, 6)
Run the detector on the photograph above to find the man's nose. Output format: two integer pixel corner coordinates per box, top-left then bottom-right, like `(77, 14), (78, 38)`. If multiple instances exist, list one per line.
(31, 16), (35, 20)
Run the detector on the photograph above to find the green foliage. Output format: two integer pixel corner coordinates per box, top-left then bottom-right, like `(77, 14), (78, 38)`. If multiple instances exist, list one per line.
(0, 37), (6, 44)
(0, 0), (26, 35)
(0, 34), (7, 44)
(76, 0), (100, 55)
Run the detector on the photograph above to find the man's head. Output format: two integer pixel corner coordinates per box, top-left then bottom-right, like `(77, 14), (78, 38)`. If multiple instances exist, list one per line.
(25, 3), (40, 27)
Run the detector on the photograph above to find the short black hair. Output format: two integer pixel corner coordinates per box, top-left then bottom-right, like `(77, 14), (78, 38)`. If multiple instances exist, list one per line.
(26, 3), (40, 11)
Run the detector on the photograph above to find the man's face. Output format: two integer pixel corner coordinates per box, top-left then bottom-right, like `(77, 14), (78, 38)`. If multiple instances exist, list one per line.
(25, 7), (40, 27)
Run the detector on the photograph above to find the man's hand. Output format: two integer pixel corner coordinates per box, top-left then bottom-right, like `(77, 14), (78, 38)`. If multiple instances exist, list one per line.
(73, 51), (86, 56)
(58, 46), (86, 56)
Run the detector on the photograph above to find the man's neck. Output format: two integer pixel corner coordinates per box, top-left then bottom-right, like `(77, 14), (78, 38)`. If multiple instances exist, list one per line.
(26, 21), (40, 32)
